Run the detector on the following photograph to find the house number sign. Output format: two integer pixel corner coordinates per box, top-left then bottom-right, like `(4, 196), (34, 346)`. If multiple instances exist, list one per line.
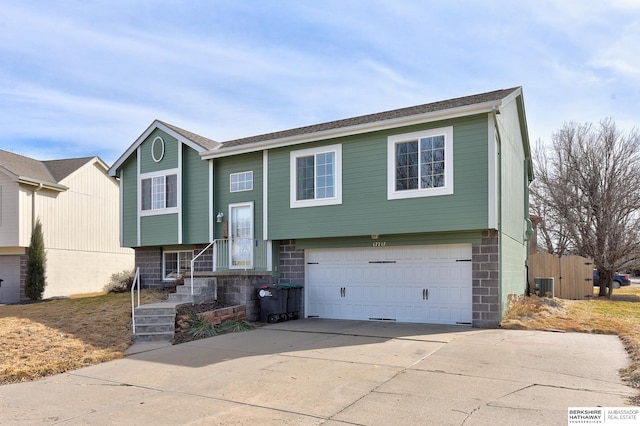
(372, 241), (387, 247)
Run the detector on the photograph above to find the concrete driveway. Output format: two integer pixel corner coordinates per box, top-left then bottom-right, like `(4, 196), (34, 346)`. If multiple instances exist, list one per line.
(0, 319), (635, 425)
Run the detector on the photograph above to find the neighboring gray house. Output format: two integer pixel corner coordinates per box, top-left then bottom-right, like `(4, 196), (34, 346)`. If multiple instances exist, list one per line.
(0, 150), (134, 303)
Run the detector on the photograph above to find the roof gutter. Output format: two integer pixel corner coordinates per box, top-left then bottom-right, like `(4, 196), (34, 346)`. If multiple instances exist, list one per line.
(201, 100), (504, 159)
(18, 176), (67, 192)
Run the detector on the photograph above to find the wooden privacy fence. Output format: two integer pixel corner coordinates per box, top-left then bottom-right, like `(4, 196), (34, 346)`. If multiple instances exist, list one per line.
(528, 253), (594, 299)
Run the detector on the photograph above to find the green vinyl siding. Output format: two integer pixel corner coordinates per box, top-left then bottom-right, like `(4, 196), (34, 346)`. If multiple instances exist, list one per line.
(141, 214), (179, 245)
(213, 152), (264, 240)
(267, 115), (489, 240)
(121, 154), (138, 247)
(500, 233), (527, 315)
(498, 100), (528, 242)
(182, 146), (211, 244)
(495, 97), (530, 311)
(140, 129), (179, 173)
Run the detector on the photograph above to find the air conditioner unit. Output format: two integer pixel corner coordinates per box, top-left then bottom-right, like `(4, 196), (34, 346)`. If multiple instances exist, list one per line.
(534, 277), (554, 298)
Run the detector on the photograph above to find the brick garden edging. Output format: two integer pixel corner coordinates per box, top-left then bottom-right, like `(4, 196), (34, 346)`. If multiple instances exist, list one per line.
(176, 305), (247, 330)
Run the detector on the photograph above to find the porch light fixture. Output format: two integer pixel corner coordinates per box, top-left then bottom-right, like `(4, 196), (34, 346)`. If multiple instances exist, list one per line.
(371, 234), (379, 239)
(216, 212), (224, 223)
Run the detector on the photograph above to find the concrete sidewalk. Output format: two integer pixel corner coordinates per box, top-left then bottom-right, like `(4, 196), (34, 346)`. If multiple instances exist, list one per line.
(0, 320), (636, 425)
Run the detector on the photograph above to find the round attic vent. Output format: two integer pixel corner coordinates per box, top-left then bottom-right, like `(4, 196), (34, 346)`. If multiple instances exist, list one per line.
(152, 136), (165, 162)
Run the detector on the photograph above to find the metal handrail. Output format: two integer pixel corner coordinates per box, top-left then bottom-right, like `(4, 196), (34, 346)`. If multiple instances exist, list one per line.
(130, 267), (140, 334)
(190, 241), (215, 295)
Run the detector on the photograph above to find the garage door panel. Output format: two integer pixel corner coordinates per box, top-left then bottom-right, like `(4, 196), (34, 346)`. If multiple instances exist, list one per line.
(306, 244), (472, 325)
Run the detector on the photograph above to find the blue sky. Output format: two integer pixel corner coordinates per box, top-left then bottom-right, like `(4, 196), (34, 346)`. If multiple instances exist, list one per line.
(1, 1), (638, 165)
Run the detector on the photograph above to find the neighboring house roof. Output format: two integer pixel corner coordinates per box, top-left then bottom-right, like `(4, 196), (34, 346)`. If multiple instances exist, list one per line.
(108, 119), (220, 176)
(43, 157), (100, 182)
(0, 150), (104, 191)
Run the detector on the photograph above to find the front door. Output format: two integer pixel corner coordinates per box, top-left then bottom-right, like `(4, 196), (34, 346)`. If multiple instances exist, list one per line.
(229, 202), (254, 269)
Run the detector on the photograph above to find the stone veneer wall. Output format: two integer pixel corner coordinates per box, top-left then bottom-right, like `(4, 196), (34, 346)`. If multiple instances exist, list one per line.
(277, 240), (305, 318)
(472, 230), (500, 328)
(215, 272), (275, 321)
(277, 240), (305, 284)
(191, 244), (213, 272)
(134, 244), (214, 289)
(135, 247), (163, 289)
(135, 238), (501, 327)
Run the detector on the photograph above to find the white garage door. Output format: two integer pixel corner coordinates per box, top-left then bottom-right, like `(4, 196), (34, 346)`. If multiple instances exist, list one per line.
(306, 244), (472, 325)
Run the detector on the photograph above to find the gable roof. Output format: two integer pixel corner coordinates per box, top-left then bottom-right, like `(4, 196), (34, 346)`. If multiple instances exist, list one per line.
(0, 150), (102, 191)
(108, 119), (220, 176)
(203, 87), (524, 158)
(109, 87), (530, 171)
(42, 157), (101, 182)
(158, 121), (219, 151)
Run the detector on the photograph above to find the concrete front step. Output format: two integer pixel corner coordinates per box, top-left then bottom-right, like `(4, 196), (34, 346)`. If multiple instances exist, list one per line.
(133, 302), (180, 342)
(132, 277), (217, 342)
(134, 331), (175, 343)
(167, 277), (217, 304)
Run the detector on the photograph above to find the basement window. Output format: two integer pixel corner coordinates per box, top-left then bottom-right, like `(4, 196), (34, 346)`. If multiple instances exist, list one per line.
(163, 250), (193, 280)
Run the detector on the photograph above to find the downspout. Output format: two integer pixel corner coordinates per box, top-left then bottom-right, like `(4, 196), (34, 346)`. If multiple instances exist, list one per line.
(31, 183), (43, 230)
(491, 108), (503, 322)
(524, 158), (533, 296)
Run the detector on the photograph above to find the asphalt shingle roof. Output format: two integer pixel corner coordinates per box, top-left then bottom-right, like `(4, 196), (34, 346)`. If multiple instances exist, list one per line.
(0, 149), (95, 185)
(159, 121), (219, 150)
(221, 87), (520, 148)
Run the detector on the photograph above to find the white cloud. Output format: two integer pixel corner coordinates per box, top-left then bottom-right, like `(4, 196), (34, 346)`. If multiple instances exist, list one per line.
(0, 0), (638, 164)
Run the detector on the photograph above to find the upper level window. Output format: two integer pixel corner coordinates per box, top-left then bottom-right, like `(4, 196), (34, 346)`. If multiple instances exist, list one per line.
(141, 173), (177, 212)
(230, 171), (253, 192)
(387, 127), (454, 200)
(290, 144), (342, 208)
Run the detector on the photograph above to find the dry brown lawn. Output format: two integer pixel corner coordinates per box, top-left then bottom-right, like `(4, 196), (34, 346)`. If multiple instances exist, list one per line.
(0, 290), (167, 385)
(501, 286), (640, 402)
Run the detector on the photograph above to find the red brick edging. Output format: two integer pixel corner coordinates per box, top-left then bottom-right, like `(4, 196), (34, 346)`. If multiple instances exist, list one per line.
(176, 305), (247, 329)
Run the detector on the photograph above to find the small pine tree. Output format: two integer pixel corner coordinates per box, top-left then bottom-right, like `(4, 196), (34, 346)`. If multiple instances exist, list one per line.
(25, 219), (46, 300)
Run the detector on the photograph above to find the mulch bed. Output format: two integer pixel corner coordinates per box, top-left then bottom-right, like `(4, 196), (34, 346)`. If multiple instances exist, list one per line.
(172, 301), (243, 345)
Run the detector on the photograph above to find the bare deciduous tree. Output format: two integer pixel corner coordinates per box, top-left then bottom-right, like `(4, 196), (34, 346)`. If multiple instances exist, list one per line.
(532, 119), (640, 298)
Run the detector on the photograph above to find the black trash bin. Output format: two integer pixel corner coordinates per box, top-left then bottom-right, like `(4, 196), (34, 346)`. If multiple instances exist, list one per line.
(278, 282), (303, 320)
(257, 285), (288, 323)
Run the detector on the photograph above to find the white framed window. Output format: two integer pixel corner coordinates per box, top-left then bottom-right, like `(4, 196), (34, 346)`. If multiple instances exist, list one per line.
(140, 170), (178, 215)
(387, 127), (454, 200)
(230, 171), (253, 192)
(290, 144), (342, 208)
(163, 250), (193, 279)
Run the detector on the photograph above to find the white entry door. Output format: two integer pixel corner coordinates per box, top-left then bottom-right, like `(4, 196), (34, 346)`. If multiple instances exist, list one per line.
(229, 202), (253, 269)
(306, 244), (472, 325)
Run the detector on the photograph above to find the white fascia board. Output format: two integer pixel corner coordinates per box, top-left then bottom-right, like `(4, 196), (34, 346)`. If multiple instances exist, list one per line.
(487, 113), (498, 230)
(109, 122), (158, 176)
(177, 141), (183, 244)
(0, 166), (17, 180)
(263, 150), (268, 241)
(498, 86), (522, 108)
(154, 122), (216, 153)
(108, 120), (215, 176)
(209, 160), (214, 242)
(201, 101), (503, 159)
